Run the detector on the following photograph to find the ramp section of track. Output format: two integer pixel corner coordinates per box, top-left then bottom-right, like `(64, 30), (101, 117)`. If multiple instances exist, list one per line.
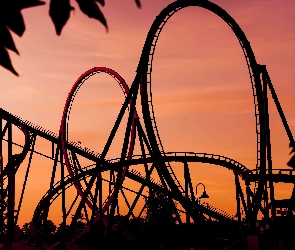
(0, 108), (103, 162)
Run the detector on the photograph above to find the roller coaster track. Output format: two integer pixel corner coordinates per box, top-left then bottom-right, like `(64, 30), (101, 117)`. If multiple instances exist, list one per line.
(1, 0), (295, 248)
(0, 109), (107, 241)
(56, 0), (293, 234)
(0, 121), (32, 179)
(112, 152), (251, 178)
(0, 112), (35, 236)
(135, 0), (266, 222)
(0, 68), (137, 237)
(33, 151), (295, 243)
(2, 104), (293, 239)
(245, 169), (295, 183)
(59, 67), (142, 236)
(32, 150), (251, 242)
(125, 169), (237, 221)
(142, 1), (263, 171)
(33, 155), (240, 242)
(0, 108), (102, 162)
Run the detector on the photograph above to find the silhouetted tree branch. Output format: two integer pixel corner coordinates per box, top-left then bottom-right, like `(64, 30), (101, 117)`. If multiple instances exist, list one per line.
(0, 0), (141, 76)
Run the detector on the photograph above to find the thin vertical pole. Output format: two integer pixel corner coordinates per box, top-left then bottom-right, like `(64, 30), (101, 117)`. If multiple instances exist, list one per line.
(263, 67), (294, 144)
(246, 181), (251, 222)
(89, 175), (99, 249)
(184, 162), (195, 202)
(261, 66), (275, 219)
(7, 122), (14, 242)
(60, 144), (67, 247)
(184, 162), (190, 223)
(235, 173), (241, 222)
(52, 142), (54, 159)
(50, 143), (60, 189)
(41, 142), (60, 225)
(235, 175), (247, 220)
(184, 161), (196, 223)
(98, 170), (104, 247)
(15, 136), (36, 224)
(108, 170), (114, 216)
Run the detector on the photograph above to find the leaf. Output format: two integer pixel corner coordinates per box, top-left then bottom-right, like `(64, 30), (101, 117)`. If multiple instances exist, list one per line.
(49, 0), (74, 35)
(19, 0), (45, 10)
(5, 9), (26, 36)
(95, 0), (105, 6)
(76, 0), (108, 31)
(0, 46), (19, 76)
(134, 0), (141, 8)
(0, 25), (19, 54)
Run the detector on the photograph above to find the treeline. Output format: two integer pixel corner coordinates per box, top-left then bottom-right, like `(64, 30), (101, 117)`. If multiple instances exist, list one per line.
(2, 190), (240, 249)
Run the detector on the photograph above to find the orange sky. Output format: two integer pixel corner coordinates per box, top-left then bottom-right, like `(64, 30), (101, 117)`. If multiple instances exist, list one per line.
(1, 0), (295, 227)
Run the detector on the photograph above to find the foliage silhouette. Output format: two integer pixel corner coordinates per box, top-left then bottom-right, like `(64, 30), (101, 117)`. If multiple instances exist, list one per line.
(145, 189), (178, 226)
(20, 222), (30, 238)
(140, 189), (178, 249)
(49, 0), (75, 35)
(0, 0), (141, 76)
(42, 219), (57, 235)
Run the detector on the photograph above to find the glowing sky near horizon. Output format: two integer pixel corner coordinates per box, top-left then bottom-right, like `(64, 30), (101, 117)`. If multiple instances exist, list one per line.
(1, 0), (295, 227)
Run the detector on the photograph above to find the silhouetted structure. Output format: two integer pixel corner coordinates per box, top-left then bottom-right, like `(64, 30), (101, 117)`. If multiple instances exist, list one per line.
(0, 0), (295, 249)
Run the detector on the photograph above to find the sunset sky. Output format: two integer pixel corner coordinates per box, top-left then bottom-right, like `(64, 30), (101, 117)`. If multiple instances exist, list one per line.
(1, 0), (295, 227)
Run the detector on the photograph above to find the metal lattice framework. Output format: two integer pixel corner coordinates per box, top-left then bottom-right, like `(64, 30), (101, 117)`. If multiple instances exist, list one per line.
(0, 0), (295, 249)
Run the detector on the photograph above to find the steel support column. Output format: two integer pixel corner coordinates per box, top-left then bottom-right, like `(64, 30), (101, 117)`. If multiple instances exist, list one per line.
(261, 65), (275, 220)
(60, 142), (67, 248)
(184, 161), (195, 223)
(7, 122), (14, 242)
(234, 173), (241, 222)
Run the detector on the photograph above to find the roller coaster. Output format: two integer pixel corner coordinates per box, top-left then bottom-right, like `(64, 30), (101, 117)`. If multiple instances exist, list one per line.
(1, 0), (295, 249)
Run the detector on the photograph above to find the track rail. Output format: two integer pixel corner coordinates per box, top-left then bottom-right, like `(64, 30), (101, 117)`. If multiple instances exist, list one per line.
(136, 0), (266, 221)
(0, 119), (33, 236)
(112, 152), (251, 177)
(3, 0), (293, 246)
(0, 108), (102, 161)
(126, 169), (236, 221)
(245, 169), (295, 183)
(59, 67), (139, 233)
(0, 123), (32, 179)
(33, 162), (237, 240)
(141, 0), (264, 171)
(32, 159), (295, 240)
